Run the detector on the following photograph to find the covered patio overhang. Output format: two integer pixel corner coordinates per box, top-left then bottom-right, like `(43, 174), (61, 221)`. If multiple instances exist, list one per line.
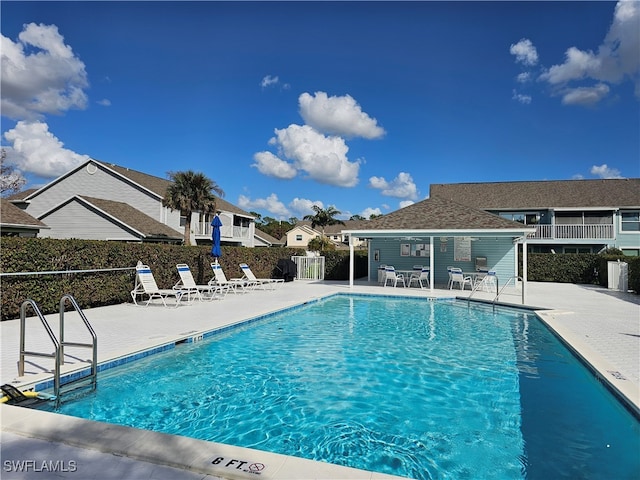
(344, 226), (535, 301)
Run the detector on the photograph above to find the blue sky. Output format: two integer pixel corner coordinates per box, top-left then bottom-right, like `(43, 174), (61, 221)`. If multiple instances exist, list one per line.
(1, 1), (639, 221)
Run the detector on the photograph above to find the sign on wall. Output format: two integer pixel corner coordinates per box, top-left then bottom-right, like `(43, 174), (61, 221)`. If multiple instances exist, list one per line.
(454, 237), (471, 262)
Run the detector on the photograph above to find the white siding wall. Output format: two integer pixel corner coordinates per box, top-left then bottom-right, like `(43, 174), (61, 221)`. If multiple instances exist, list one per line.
(39, 200), (139, 241)
(286, 228), (318, 247)
(26, 165), (160, 220)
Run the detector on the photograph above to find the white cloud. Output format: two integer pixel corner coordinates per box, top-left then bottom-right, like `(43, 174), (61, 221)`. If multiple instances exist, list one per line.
(399, 200), (415, 209)
(97, 99), (111, 107)
(259, 74), (290, 90)
(539, 1), (640, 103)
(516, 72), (531, 83)
(561, 83), (610, 106)
(3, 120), (89, 178)
(298, 91), (385, 139)
(510, 39), (539, 66)
(289, 197), (323, 218)
(238, 193), (290, 218)
(251, 151), (297, 179)
(590, 164), (623, 179)
(260, 75), (279, 88)
(272, 124), (360, 187)
(512, 90), (532, 104)
(360, 207), (382, 219)
(1, 23), (89, 120)
(368, 172), (418, 200)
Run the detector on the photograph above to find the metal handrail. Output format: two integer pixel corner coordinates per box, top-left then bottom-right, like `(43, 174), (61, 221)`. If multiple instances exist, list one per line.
(19, 300), (61, 400)
(59, 295), (98, 391)
(493, 276), (524, 311)
(1, 267), (134, 277)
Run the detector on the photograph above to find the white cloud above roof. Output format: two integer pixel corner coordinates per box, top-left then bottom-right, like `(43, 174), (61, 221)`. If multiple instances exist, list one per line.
(256, 124), (360, 187)
(3, 120), (89, 177)
(369, 172), (418, 201)
(590, 164), (623, 179)
(510, 1), (639, 107)
(299, 91), (386, 139)
(1, 23), (88, 120)
(510, 39), (539, 66)
(238, 193), (290, 217)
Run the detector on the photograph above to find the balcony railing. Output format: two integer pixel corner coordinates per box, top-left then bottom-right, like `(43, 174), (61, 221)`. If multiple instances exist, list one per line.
(194, 222), (251, 239)
(527, 224), (614, 240)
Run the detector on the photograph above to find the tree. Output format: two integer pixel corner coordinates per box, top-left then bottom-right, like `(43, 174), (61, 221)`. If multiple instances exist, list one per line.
(0, 149), (26, 197)
(307, 236), (335, 252)
(349, 214), (365, 221)
(303, 205), (345, 236)
(163, 170), (224, 246)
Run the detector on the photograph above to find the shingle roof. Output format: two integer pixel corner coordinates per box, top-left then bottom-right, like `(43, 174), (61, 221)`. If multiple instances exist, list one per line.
(254, 228), (284, 246)
(0, 199), (48, 229)
(5, 189), (37, 201)
(349, 195), (529, 232)
(430, 178), (640, 210)
(75, 196), (183, 240)
(99, 161), (253, 217)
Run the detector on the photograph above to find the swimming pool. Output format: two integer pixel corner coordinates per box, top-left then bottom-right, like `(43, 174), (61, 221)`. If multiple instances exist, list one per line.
(41, 294), (639, 479)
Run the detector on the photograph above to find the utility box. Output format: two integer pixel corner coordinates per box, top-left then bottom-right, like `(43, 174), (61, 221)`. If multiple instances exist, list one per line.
(607, 261), (628, 291)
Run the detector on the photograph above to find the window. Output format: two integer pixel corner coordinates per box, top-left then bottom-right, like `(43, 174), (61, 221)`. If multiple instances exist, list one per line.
(179, 216), (187, 227)
(500, 212), (540, 225)
(563, 247), (592, 254)
(621, 212), (640, 232)
(295, 234), (303, 241)
(622, 249), (639, 257)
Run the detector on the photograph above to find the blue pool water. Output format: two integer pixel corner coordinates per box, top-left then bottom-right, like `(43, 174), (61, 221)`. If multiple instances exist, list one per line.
(43, 295), (639, 479)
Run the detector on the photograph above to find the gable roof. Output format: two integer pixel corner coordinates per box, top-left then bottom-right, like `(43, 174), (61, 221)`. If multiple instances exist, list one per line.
(0, 199), (49, 230)
(289, 223), (321, 236)
(40, 195), (182, 241)
(430, 178), (640, 210)
(345, 195), (532, 235)
(254, 228), (285, 246)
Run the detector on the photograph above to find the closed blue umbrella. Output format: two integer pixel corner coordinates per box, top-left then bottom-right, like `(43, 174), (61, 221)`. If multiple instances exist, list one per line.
(211, 214), (222, 259)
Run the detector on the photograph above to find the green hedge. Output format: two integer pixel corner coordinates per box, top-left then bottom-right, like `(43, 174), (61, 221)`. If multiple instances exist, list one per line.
(524, 252), (639, 293)
(2, 238), (637, 321)
(0, 237), (305, 321)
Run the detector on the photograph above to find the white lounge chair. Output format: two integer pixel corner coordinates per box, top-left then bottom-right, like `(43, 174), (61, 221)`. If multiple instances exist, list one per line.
(238, 263), (284, 290)
(131, 264), (185, 307)
(175, 264), (228, 300)
(209, 263), (254, 293)
(384, 266), (406, 287)
(408, 267), (430, 289)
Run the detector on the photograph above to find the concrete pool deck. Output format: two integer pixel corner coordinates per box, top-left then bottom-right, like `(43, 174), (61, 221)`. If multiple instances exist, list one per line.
(1, 280), (638, 479)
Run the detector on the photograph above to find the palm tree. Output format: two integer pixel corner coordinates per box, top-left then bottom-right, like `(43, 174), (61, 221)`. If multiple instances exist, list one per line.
(163, 170), (224, 246)
(303, 205), (345, 237)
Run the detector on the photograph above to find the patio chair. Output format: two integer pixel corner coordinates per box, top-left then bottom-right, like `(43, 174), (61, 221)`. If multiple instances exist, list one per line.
(408, 267), (430, 289)
(131, 264), (186, 307)
(447, 266), (454, 289)
(175, 264), (228, 301)
(209, 262), (253, 293)
(384, 266), (406, 288)
(238, 263), (284, 290)
(449, 268), (472, 291)
(476, 270), (497, 292)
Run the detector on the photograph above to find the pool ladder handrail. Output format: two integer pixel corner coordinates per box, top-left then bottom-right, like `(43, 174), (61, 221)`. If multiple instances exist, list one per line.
(466, 274), (498, 308)
(492, 276), (524, 312)
(467, 275), (525, 311)
(19, 295), (97, 406)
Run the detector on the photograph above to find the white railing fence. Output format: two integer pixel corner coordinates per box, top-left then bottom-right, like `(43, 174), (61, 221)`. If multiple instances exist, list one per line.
(291, 256), (325, 280)
(528, 224), (614, 240)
